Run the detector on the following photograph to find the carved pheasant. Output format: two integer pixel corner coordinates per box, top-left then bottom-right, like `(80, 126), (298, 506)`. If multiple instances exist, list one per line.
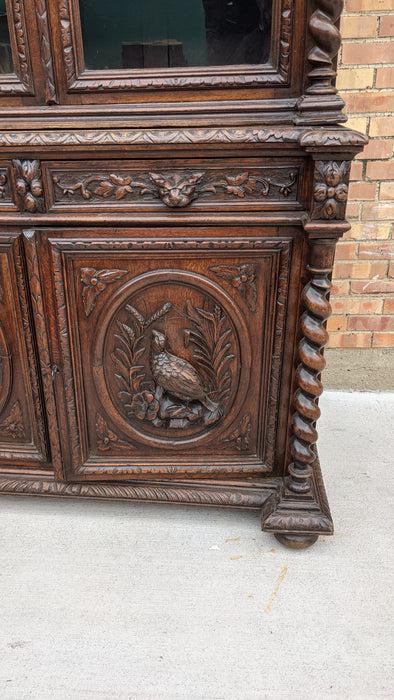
(150, 330), (219, 412)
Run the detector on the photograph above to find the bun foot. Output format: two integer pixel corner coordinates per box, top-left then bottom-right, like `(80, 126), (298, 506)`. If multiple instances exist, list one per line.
(274, 533), (319, 549)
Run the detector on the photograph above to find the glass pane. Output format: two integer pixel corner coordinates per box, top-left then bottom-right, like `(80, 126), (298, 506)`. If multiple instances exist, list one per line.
(79, 0), (272, 70)
(0, 1), (13, 74)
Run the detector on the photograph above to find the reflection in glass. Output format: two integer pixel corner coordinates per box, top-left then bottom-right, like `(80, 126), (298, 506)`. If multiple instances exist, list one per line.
(0, 1), (12, 74)
(79, 0), (272, 71)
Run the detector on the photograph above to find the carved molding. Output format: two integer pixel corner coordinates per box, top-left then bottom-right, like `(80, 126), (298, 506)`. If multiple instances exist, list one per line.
(311, 161), (350, 220)
(13, 236), (49, 455)
(51, 246), (80, 467)
(53, 169), (298, 208)
(35, 0), (57, 103)
(59, 0), (76, 84)
(287, 246), (334, 495)
(0, 0), (34, 94)
(0, 475), (278, 509)
(0, 127), (367, 150)
(0, 401), (25, 440)
(81, 267), (128, 316)
(262, 456), (333, 534)
(305, 0), (344, 96)
(263, 509), (333, 533)
(23, 231), (62, 471)
(13, 160), (45, 213)
(209, 264), (258, 312)
(299, 130), (368, 148)
(59, 0), (293, 91)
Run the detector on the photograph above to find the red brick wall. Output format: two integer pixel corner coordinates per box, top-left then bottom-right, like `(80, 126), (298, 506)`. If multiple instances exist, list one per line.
(328, 0), (394, 348)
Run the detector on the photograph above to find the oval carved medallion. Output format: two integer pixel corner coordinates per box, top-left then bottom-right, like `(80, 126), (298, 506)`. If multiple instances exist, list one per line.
(93, 270), (251, 449)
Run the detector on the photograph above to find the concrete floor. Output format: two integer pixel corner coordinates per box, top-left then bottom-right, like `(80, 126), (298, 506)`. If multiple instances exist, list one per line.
(0, 391), (393, 700)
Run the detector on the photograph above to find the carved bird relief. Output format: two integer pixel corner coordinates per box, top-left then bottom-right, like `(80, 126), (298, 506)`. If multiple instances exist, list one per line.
(150, 330), (219, 412)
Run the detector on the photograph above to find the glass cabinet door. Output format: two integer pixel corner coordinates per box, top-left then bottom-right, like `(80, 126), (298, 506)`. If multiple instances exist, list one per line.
(79, 0), (272, 70)
(56, 0), (298, 100)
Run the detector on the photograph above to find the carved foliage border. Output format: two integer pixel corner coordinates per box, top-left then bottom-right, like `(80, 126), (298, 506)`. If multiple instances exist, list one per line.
(59, 0), (294, 91)
(50, 237), (291, 475)
(0, 0), (34, 94)
(0, 127), (368, 150)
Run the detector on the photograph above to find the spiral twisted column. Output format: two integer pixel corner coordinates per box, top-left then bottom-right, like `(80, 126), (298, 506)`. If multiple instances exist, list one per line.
(306, 0), (344, 96)
(288, 238), (336, 494)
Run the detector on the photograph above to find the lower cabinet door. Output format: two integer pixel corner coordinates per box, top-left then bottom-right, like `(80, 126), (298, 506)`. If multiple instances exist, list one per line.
(36, 227), (298, 481)
(0, 233), (50, 472)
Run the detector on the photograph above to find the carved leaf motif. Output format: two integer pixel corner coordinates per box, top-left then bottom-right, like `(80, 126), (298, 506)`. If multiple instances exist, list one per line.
(0, 401), (25, 440)
(81, 268), (128, 316)
(210, 264), (257, 312)
(227, 414), (251, 451)
(96, 413), (118, 451)
(185, 301), (235, 403)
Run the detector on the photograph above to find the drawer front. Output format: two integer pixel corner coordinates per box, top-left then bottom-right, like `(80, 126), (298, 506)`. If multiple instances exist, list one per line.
(43, 159), (304, 212)
(36, 227), (297, 481)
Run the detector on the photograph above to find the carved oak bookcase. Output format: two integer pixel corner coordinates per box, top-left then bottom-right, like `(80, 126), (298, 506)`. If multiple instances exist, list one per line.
(0, 0), (366, 548)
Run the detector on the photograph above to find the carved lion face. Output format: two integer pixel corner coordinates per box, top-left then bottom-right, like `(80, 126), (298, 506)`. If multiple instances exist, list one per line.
(149, 172), (204, 208)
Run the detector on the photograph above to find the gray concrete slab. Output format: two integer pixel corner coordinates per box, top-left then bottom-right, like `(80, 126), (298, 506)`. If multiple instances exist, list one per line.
(0, 391), (393, 700)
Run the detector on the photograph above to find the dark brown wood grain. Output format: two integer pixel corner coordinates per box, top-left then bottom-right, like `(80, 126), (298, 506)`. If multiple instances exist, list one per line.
(0, 0), (366, 548)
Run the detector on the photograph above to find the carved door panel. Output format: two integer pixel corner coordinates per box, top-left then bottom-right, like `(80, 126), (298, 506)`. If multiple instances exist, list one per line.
(36, 227), (299, 481)
(0, 233), (50, 472)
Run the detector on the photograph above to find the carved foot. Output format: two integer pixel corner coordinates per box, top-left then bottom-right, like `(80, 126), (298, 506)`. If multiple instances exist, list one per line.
(274, 533), (319, 549)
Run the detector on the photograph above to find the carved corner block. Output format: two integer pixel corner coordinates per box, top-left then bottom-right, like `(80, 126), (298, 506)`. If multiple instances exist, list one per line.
(311, 160), (350, 221)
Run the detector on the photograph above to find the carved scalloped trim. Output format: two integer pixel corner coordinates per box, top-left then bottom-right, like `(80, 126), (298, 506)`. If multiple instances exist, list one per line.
(300, 130), (368, 148)
(0, 128), (367, 150)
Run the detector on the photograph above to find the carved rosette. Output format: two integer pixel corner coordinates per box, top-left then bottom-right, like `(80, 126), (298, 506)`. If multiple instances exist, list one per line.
(13, 160), (45, 213)
(288, 254), (333, 494)
(311, 161), (350, 220)
(306, 0), (344, 95)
